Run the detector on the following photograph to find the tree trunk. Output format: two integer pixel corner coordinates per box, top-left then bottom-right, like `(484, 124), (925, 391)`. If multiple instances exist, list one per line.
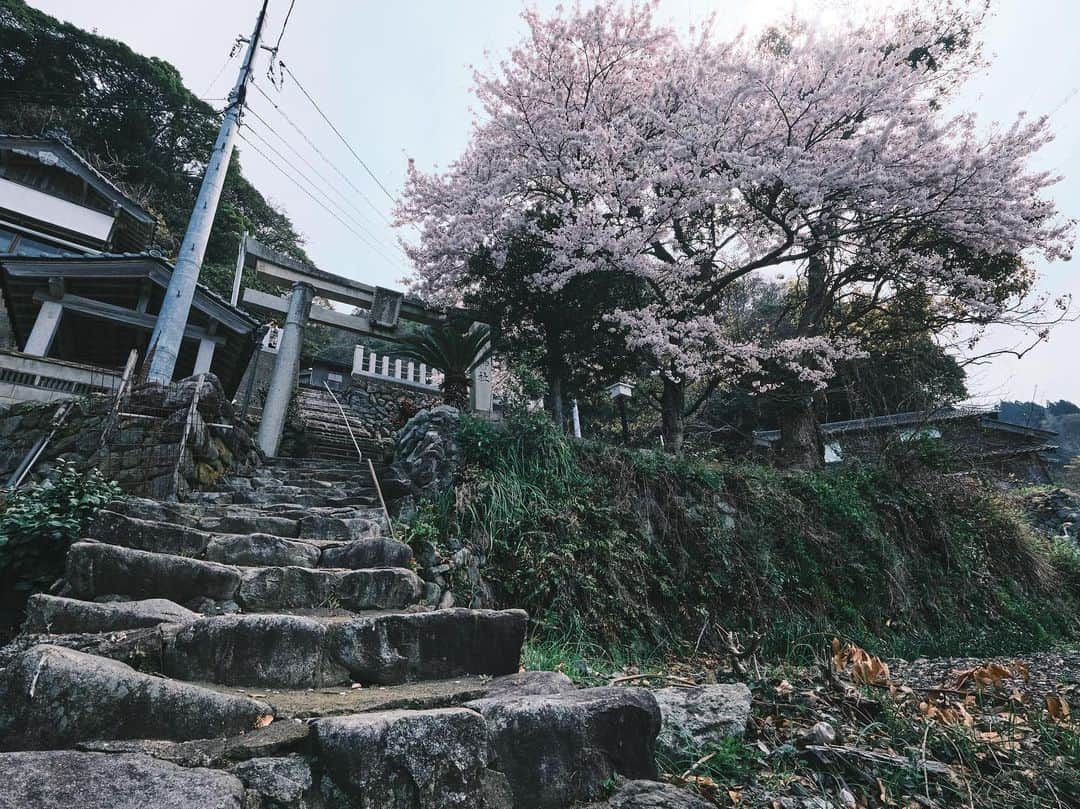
(660, 378), (685, 453)
(549, 371), (565, 432)
(544, 329), (567, 432)
(442, 375), (469, 410)
(778, 398), (823, 469)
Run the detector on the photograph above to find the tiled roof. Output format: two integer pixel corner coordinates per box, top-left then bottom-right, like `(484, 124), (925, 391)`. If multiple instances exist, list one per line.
(0, 133), (154, 224)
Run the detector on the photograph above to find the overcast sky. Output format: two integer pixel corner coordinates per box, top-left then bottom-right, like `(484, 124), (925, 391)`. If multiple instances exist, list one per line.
(26, 0), (1080, 405)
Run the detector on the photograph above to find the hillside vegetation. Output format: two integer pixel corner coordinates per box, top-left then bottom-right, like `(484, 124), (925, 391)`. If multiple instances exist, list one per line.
(405, 413), (1080, 664)
(0, 0), (307, 293)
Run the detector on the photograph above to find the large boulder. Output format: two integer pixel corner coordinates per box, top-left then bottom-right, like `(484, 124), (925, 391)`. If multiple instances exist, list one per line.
(228, 756), (314, 809)
(0, 750), (245, 809)
(0, 645), (272, 749)
(206, 534), (321, 568)
(465, 687), (661, 809)
(652, 684), (752, 760)
(314, 708), (488, 808)
(65, 541), (241, 604)
(386, 406), (461, 503)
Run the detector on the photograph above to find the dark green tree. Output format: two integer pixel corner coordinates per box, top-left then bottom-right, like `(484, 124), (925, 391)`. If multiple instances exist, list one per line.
(0, 0), (308, 295)
(396, 321), (492, 409)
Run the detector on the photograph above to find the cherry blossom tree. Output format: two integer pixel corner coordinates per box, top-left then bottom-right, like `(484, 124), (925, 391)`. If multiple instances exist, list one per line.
(398, 1), (1072, 458)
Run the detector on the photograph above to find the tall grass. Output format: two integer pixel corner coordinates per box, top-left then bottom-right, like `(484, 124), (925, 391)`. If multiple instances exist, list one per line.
(402, 412), (1080, 661)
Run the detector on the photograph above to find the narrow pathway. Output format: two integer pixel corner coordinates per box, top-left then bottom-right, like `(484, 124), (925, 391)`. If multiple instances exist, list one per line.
(0, 457), (661, 808)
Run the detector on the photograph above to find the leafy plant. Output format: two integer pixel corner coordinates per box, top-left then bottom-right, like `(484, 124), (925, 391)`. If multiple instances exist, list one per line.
(396, 322), (492, 409)
(0, 462), (122, 597)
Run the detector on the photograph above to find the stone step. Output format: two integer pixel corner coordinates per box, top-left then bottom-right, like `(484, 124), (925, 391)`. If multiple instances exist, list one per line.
(0, 645), (272, 750)
(88, 511), (402, 565)
(64, 542), (422, 612)
(23, 594), (198, 634)
(109, 499), (388, 540)
(163, 608), (528, 688)
(0, 750), (248, 809)
(224, 474), (373, 492)
(464, 687), (662, 809)
(199, 671), (575, 721)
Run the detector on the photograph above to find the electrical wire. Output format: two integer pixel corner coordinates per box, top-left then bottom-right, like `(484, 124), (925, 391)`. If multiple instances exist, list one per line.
(250, 81), (393, 227)
(236, 129), (408, 273)
(279, 62), (397, 204)
(272, 0), (298, 52)
(244, 106), (405, 257)
(241, 117), (400, 257)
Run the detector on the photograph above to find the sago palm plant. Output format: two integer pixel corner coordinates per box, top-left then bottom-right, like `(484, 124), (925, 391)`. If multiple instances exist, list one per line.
(396, 322), (492, 410)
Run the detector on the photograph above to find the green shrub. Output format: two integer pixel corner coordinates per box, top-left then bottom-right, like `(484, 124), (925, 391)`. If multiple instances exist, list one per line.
(0, 461), (122, 597)
(402, 414), (1080, 661)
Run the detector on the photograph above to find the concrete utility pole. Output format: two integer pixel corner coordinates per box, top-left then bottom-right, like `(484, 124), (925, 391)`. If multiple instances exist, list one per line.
(145, 1), (270, 383)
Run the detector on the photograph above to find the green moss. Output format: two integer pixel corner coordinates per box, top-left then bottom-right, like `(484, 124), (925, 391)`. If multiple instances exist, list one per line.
(400, 413), (1080, 661)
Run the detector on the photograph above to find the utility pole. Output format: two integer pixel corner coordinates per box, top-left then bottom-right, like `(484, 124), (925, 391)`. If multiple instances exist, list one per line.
(145, 1), (270, 383)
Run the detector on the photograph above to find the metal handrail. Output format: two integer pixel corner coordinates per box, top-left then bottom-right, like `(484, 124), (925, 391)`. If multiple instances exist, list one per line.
(321, 381), (396, 541)
(5, 400), (73, 489)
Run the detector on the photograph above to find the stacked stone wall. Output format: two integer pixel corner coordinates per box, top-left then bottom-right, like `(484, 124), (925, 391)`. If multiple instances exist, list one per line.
(342, 375), (443, 449)
(0, 375), (260, 497)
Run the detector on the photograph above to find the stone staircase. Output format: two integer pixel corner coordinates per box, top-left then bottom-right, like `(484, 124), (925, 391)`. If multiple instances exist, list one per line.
(0, 456), (661, 808)
(293, 386), (383, 462)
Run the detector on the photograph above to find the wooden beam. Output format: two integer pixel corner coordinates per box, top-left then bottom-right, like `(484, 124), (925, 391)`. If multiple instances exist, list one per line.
(32, 291), (227, 344)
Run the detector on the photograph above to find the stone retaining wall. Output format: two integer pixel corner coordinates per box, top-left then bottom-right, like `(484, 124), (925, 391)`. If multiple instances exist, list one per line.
(0, 374), (260, 497)
(342, 375), (443, 448)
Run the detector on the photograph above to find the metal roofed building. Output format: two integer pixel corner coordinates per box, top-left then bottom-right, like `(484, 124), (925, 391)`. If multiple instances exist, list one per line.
(0, 134), (258, 405)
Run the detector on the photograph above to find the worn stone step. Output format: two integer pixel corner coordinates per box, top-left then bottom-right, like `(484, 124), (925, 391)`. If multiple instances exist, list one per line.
(0, 645), (272, 750)
(23, 594), (198, 634)
(64, 542), (421, 612)
(464, 687), (662, 809)
(0, 750), (247, 809)
(198, 671), (574, 721)
(314, 708), (488, 807)
(162, 608), (527, 688)
(109, 499), (388, 540)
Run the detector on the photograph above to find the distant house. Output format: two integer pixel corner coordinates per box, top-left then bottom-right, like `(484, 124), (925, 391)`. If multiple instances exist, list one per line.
(752, 408), (1059, 482)
(0, 133), (258, 404)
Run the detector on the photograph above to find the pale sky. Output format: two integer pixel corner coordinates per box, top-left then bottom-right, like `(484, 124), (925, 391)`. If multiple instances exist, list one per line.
(25, 0), (1080, 405)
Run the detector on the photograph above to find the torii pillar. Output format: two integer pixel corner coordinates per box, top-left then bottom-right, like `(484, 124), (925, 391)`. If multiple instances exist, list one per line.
(257, 281), (313, 456)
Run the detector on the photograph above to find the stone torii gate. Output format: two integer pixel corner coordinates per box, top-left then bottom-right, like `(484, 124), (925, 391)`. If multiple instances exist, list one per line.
(236, 236), (492, 456)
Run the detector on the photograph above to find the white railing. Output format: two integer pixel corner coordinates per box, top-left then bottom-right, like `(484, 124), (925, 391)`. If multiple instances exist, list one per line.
(352, 346), (443, 392)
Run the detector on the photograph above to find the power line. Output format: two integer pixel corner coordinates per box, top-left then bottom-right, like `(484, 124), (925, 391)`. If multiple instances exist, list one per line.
(272, 0), (298, 52)
(249, 81), (392, 227)
(240, 117), (401, 259)
(236, 129), (408, 273)
(279, 62), (397, 204)
(244, 107), (405, 257)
